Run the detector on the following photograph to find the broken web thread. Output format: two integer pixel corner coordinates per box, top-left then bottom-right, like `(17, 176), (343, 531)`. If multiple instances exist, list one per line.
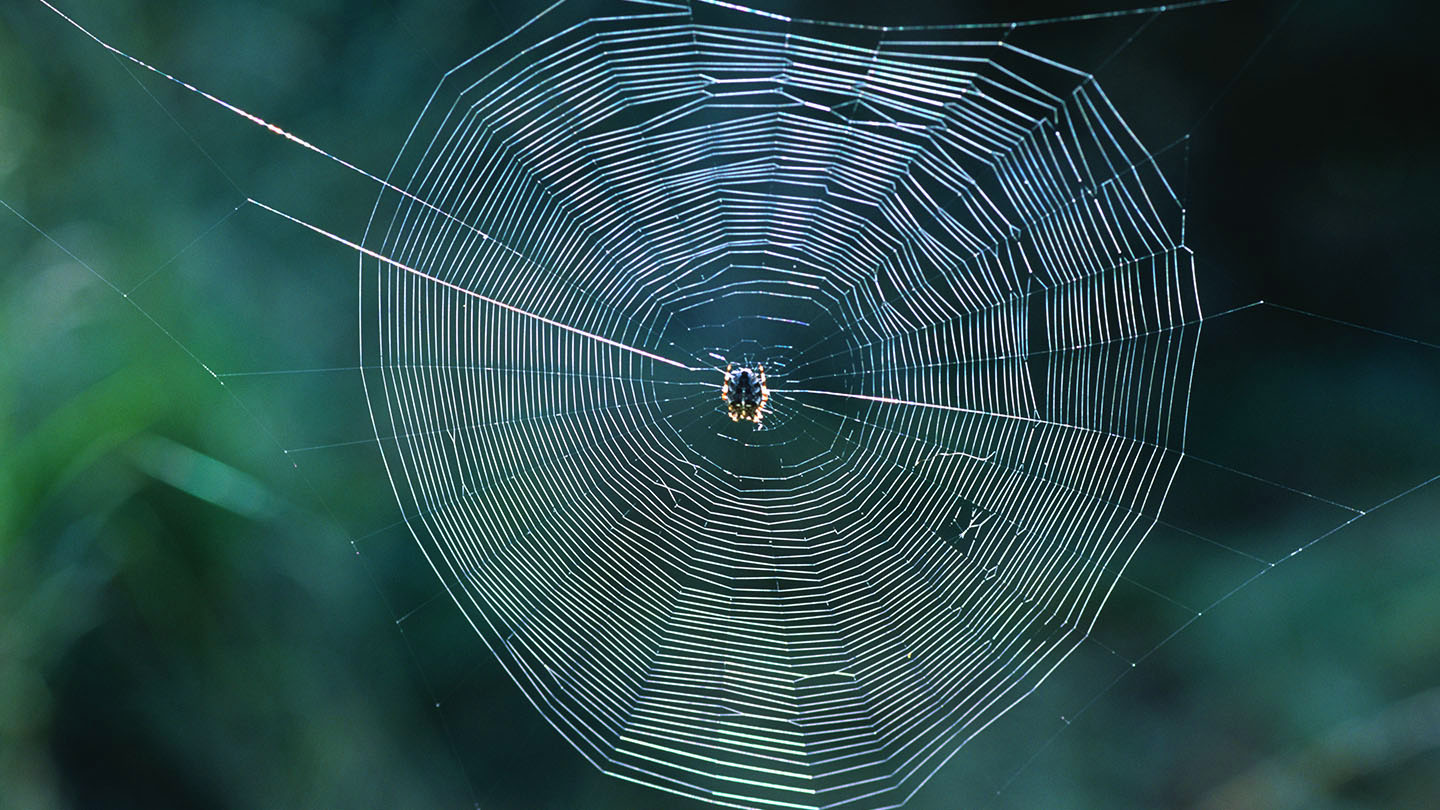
(359, 1), (1198, 807)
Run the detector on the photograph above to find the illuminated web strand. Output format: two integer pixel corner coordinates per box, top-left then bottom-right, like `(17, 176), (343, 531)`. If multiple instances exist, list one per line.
(36, 0), (699, 375)
(694, 0), (1234, 31)
(247, 199), (696, 370)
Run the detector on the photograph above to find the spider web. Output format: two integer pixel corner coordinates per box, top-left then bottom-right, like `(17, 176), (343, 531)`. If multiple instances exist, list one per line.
(357, 2), (1196, 806)
(9, 0), (1439, 808)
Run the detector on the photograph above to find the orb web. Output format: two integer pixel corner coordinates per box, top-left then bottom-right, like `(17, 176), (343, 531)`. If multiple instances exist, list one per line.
(358, 1), (1199, 807)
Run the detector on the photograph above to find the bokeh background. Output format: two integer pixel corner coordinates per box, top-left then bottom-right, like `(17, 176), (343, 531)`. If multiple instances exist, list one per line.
(2, 0), (1436, 808)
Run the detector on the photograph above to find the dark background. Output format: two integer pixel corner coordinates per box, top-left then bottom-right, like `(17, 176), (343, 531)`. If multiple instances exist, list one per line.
(2, 1), (1436, 808)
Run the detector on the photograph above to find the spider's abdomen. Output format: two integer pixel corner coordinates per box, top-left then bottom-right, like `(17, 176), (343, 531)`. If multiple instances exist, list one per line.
(722, 365), (769, 424)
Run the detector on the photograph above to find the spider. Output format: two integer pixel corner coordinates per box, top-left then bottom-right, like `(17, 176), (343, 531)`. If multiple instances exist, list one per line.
(721, 363), (769, 425)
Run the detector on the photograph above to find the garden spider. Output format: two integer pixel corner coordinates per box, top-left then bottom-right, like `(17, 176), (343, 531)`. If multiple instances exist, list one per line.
(721, 363), (769, 425)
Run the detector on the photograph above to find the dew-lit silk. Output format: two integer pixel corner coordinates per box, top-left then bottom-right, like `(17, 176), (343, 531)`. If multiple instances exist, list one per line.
(359, 3), (1199, 807)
